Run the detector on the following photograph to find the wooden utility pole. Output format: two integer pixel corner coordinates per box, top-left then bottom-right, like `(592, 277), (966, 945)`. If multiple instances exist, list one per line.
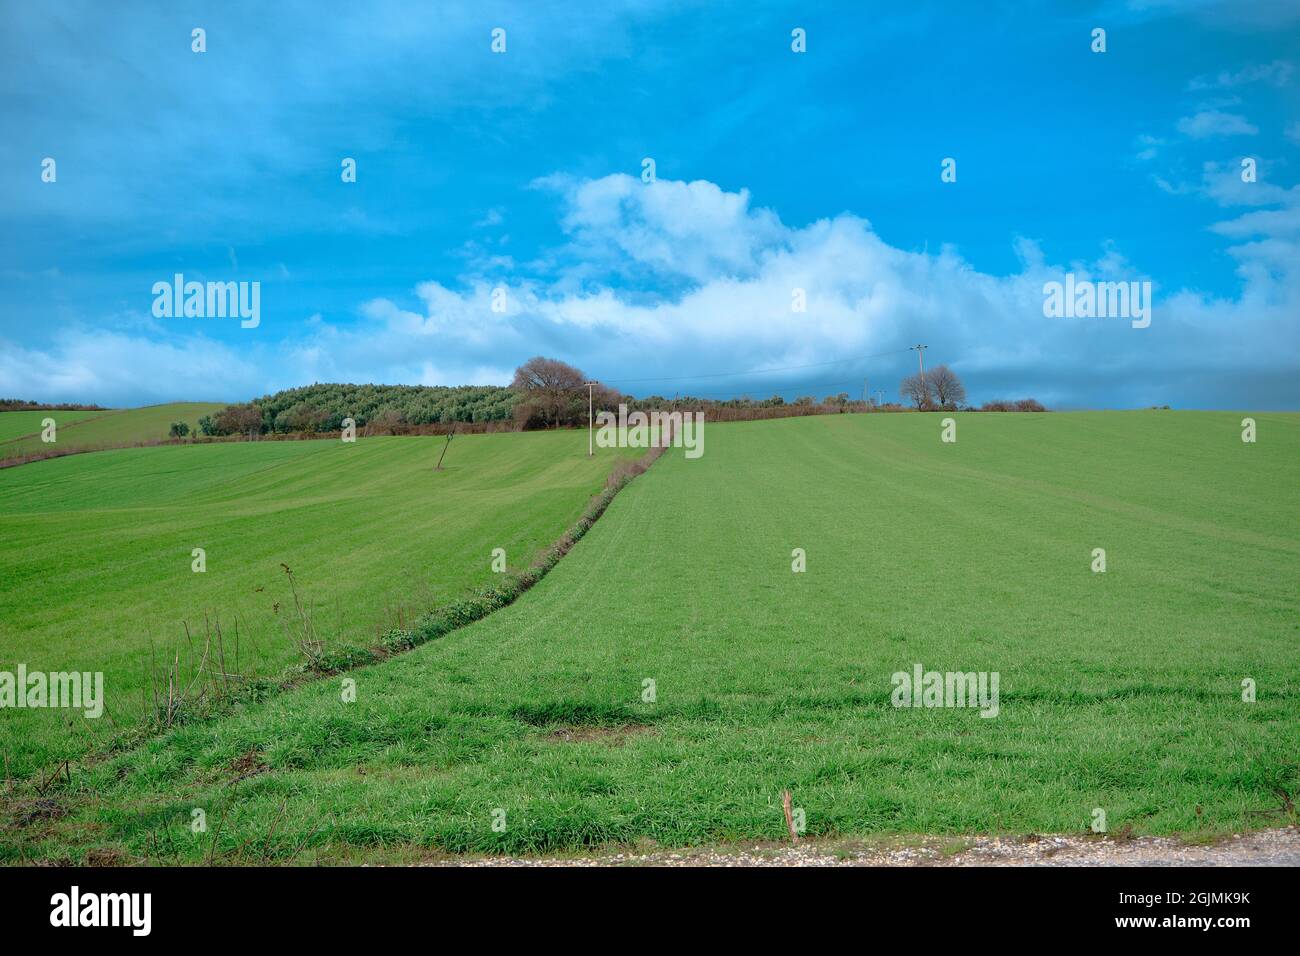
(435, 421), (457, 471)
(583, 382), (596, 457)
(910, 344), (929, 409)
(910, 344), (928, 384)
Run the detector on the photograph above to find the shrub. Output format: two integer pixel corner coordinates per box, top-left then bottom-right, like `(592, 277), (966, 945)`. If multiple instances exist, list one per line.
(306, 645), (378, 675)
(981, 399), (1048, 412)
(380, 628), (415, 653)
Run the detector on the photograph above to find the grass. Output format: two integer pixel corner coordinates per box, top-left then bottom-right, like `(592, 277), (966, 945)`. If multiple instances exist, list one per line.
(0, 402), (226, 459)
(0, 430), (637, 779)
(0, 409), (106, 444)
(3, 411), (1297, 864)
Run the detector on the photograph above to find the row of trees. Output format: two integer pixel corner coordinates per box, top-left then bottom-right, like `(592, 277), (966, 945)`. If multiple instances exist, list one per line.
(633, 392), (857, 409)
(196, 383), (518, 436)
(900, 365), (967, 410)
(898, 366), (1045, 411)
(191, 357), (1045, 439)
(1, 399), (106, 411)
(508, 358), (869, 428)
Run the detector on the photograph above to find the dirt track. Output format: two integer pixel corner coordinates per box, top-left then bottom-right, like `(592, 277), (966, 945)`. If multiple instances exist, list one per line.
(427, 826), (1300, 867)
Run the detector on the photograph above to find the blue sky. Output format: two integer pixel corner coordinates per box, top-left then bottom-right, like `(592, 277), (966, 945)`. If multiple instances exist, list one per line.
(2, 0), (1298, 409)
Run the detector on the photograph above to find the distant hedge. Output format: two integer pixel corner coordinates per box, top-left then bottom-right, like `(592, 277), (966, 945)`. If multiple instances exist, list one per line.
(0, 399), (107, 411)
(979, 399), (1048, 412)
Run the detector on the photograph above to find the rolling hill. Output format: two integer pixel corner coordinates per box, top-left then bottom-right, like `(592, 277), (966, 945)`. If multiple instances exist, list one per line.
(0, 408), (105, 444)
(3, 411), (1297, 863)
(0, 429), (637, 778)
(0, 402), (227, 460)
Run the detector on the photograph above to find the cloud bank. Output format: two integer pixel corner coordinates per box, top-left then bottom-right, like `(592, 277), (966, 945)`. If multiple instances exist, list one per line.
(4, 172), (1298, 409)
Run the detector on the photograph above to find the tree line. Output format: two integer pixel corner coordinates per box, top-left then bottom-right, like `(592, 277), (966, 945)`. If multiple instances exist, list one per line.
(195, 383), (517, 436)
(900, 366), (1045, 412)
(190, 357), (1046, 438)
(1, 399), (107, 411)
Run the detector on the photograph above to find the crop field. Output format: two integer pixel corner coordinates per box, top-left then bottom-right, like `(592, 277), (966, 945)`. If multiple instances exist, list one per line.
(0, 409), (106, 444)
(0, 430), (636, 780)
(4, 411), (1296, 864)
(0, 402), (226, 460)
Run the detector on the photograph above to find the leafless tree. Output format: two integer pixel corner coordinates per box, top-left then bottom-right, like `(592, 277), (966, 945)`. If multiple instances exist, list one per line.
(510, 356), (585, 428)
(589, 382), (624, 415)
(927, 365), (967, 409)
(214, 403), (265, 439)
(900, 372), (934, 410)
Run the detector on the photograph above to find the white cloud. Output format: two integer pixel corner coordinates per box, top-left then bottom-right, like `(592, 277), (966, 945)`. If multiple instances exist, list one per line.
(1188, 60), (1294, 91)
(1153, 175), (1193, 196)
(0, 330), (259, 407)
(1176, 110), (1260, 138)
(1200, 160), (1296, 206)
(539, 174), (788, 284)
(7, 174), (1299, 409)
(1210, 201), (1300, 239)
(1135, 134), (1165, 161)
(324, 174), (1300, 405)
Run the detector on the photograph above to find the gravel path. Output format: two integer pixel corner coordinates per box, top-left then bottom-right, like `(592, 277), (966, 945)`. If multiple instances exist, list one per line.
(425, 826), (1300, 867)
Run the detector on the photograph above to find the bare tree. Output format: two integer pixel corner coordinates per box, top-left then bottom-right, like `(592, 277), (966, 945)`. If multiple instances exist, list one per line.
(927, 365), (967, 409)
(510, 356), (585, 428)
(589, 382), (624, 415)
(900, 373), (934, 410)
(214, 402), (265, 439)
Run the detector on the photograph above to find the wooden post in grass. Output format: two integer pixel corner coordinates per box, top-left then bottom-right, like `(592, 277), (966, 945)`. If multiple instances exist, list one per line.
(435, 422), (457, 471)
(782, 790), (799, 844)
(583, 381), (595, 457)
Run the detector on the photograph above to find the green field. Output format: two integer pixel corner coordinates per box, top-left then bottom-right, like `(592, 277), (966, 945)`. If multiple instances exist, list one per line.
(0, 402), (226, 459)
(0, 409), (105, 444)
(3, 411), (1297, 863)
(0, 430), (634, 779)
